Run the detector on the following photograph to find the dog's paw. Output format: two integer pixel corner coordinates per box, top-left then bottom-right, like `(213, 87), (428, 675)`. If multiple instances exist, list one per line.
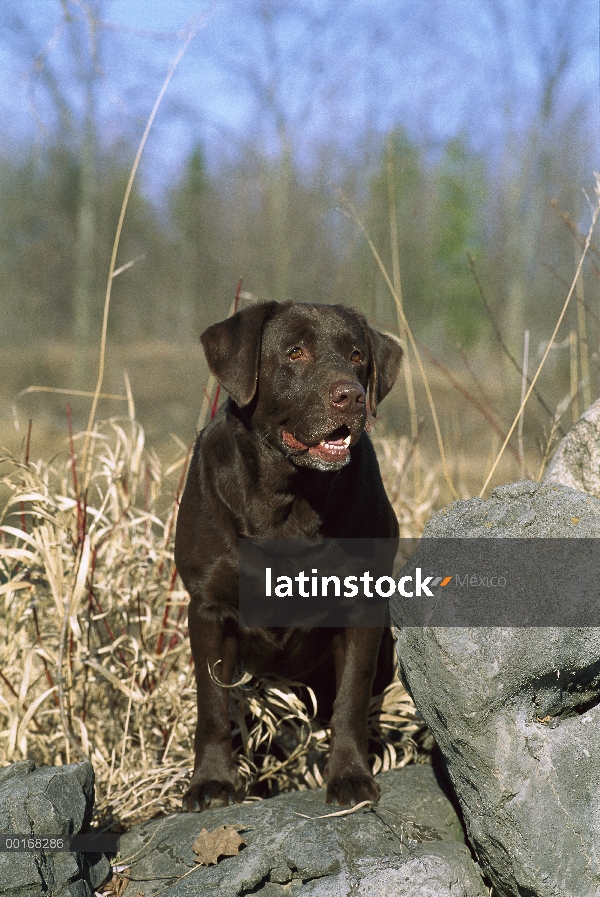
(325, 773), (380, 807)
(182, 778), (239, 813)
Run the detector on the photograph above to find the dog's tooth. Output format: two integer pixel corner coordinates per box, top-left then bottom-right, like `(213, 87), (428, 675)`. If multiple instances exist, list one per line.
(343, 435), (351, 446)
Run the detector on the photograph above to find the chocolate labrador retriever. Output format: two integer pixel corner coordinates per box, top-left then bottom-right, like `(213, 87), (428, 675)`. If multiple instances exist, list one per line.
(174, 300), (403, 811)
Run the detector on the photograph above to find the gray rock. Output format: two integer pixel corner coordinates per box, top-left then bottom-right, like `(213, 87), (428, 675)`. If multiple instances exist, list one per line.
(543, 397), (600, 497)
(392, 481), (600, 897)
(423, 479), (600, 538)
(0, 760), (110, 897)
(118, 765), (487, 896)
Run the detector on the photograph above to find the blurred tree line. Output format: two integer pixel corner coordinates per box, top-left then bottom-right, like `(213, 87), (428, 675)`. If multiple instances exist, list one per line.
(0, 122), (593, 355)
(0, 0), (597, 366)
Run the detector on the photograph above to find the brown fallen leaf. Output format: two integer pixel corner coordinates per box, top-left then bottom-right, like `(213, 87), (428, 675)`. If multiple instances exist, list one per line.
(97, 872), (132, 897)
(192, 824), (247, 866)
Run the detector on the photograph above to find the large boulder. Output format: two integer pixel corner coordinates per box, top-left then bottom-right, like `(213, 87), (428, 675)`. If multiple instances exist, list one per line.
(543, 397), (600, 497)
(118, 765), (487, 896)
(391, 481), (600, 897)
(0, 760), (110, 897)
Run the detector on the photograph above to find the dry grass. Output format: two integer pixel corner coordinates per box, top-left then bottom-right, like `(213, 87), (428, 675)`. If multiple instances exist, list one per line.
(0, 415), (432, 830)
(375, 435), (441, 537)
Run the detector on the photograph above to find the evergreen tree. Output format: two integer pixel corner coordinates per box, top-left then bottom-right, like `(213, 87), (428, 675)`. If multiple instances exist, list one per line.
(433, 137), (487, 346)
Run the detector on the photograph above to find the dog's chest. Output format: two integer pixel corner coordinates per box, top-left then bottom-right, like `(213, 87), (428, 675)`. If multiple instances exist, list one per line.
(245, 489), (326, 538)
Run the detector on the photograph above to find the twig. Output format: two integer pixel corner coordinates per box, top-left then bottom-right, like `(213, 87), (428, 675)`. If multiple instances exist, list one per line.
(569, 329), (579, 423)
(536, 412), (564, 482)
(457, 344), (499, 415)
(466, 254), (563, 434)
(336, 188), (458, 499)
(386, 140), (421, 495)
(196, 279), (244, 434)
(575, 241), (592, 410)
(480, 174), (600, 497)
(12, 387), (128, 433)
(112, 254), (146, 279)
(421, 346), (523, 468)
(119, 664), (138, 776)
(81, 22), (201, 483)
(390, 418), (425, 503)
(32, 605), (59, 705)
(550, 198), (600, 272)
(518, 331), (529, 478)
(19, 420), (32, 533)
(293, 800), (373, 819)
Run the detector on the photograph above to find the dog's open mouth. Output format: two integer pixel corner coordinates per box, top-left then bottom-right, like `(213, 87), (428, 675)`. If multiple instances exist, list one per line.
(282, 425), (352, 463)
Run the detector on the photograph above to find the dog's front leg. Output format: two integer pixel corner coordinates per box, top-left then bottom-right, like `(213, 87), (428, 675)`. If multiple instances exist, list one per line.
(182, 603), (239, 812)
(325, 627), (383, 806)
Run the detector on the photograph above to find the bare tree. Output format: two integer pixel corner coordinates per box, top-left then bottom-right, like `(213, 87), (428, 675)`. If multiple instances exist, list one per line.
(3, 0), (104, 376)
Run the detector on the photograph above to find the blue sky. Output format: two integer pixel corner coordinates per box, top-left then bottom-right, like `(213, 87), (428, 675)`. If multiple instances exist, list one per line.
(1, 0), (598, 196)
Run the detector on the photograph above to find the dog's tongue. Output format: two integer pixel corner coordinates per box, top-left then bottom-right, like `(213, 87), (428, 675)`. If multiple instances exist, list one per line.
(282, 429), (351, 462)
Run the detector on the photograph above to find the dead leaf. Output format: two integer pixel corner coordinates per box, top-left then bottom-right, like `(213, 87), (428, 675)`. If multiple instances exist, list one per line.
(98, 873), (131, 897)
(192, 824), (247, 866)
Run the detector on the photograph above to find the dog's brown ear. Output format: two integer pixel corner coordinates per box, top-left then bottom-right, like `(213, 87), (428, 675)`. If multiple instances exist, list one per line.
(366, 328), (403, 415)
(201, 301), (279, 407)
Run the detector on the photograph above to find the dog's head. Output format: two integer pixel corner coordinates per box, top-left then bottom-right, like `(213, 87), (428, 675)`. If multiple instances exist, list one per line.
(201, 301), (403, 471)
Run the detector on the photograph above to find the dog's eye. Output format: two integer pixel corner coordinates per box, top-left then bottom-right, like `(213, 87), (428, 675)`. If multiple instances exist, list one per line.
(350, 350), (362, 363)
(289, 347), (303, 360)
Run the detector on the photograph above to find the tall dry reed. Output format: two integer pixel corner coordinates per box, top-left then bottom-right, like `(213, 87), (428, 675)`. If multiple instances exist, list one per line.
(0, 416), (430, 828)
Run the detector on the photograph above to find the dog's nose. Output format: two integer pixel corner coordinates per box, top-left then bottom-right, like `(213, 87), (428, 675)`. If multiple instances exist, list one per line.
(329, 380), (366, 411)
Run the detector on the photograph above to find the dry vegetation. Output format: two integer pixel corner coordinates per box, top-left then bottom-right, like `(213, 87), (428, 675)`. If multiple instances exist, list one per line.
(1, 175), (598, 835)
(0, 415), (433, 830)
(0, 4), (597, 840)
